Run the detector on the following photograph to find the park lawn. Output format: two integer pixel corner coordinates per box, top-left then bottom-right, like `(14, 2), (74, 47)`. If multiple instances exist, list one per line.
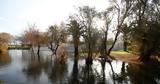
(76, 50), (140, 64)
(110, 50), (140, 64)
(8, 45), (31, 49)
(111, 50), (131, 55)
(73, 50), (160, 64)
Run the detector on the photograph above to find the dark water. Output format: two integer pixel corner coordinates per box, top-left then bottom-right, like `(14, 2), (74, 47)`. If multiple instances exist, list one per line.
(0, 50), (160, 84)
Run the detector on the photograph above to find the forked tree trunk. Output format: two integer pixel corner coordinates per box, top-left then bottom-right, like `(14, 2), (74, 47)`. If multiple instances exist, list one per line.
(48, 42), (54, 52)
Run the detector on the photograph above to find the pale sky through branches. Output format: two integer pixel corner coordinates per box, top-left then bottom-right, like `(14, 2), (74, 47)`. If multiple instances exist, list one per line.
(0, 0), (109, 36)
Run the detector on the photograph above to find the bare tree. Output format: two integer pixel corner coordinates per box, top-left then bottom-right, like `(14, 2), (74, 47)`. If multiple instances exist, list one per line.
(98, 11), (112, 58)
(78, 6), (97, 65)
(0, 32), (13, 53)
(22, 24), (47, 59)
(106, 0), (133, 57)
(47, 24), (68, 55)
(0, 32), (12, 44)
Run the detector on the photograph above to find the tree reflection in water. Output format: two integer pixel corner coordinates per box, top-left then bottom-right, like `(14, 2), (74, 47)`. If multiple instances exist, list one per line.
(48, 58), (68, 84)
(96, 59), (106, 84)
(68, 59), (120, 84)
(23, 58), (44, 80)
(22, 50), (50, 81)
(126, 63), (160, 84)
(21, 50), (160, 84)
(68, 60), (79, 84)
(114, 62), (160, 84)
(0, 52), (10, 66)
(114, 62), (129, 84)
(68, 62), (96, 84)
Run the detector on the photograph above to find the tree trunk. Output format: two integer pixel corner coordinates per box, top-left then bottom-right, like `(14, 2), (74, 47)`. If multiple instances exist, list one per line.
(31, 48), (35, 60)
(30, 44), (36, 59)
(48, 42), (54, 52)
(104, 24), (109, 58)
(86, 39), (93, 65)
(74, 45), (79, 62)
(121, 62), (125, 72)
(123, 41), (127, 51)
(54, 44), (59, 55)
(88, 41), (91, 57)
(104, 30), (108, 56)
(86, 24), (93, 65)
(86, 48), (93, 65)
(86, 57), (93, 65)
(139, 44), (151, 62)
(37, 44), (41, 60)
(139, 38), (151, 62)
(140, 51), (151, 62)
(107, 31), (120, 58)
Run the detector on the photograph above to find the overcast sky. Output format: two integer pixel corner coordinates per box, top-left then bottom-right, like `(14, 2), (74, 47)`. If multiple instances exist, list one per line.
(0, 0), (109, 36)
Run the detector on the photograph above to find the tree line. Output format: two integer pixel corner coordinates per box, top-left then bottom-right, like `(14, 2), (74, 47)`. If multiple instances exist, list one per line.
(1, 0), (160, 64)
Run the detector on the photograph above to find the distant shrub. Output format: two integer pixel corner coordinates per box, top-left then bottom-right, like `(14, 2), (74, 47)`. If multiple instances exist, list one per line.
(0, 44), (8, 53)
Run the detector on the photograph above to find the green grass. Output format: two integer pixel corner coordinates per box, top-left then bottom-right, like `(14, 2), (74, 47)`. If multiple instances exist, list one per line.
(8, 45), (31, 49)
(111, 50), (131, 55)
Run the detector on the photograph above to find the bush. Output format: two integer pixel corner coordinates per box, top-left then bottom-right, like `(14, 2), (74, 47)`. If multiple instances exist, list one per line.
(0, 44), (8, 53)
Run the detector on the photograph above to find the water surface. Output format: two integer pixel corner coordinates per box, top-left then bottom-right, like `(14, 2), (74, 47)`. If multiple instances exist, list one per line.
(0, 50), (160, 84)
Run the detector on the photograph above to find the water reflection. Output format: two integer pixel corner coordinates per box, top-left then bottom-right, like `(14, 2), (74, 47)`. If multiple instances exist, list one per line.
(48, 58), (68, 84)
(23, 59), (43, 80)
(0, 52), (11, 67)
(114, 62), (160, 84)
(126, 63), (160, 84)
(68, 61), (79, 84)
(67, 63), (96, 84)
(114, 62), (129, 84)
(97, 59), (106, 84)
(0, 50), (160, 84)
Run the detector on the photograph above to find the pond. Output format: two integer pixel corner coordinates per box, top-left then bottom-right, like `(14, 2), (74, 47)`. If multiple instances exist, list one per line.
(0, 50), (160, 84)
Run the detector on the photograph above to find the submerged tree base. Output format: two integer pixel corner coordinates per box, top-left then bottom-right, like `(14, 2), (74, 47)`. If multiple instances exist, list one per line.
(85, 57), (93, 65)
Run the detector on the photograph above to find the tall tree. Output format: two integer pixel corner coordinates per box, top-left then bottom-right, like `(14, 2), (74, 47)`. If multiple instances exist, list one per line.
(120, 23), (133, 51)
(0, 32), (12, 53)
(67, 18), (82, 63)
(78, 6), (97, 65)
(47, 24), (68, 55)
(98, 11), (112, 58)
(22, 24), (47, 59)
(0, 32), (12, 44)
(106, 0), (133, 57)
(129, 0), (160, 62)
(47, 25), (59, 52)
